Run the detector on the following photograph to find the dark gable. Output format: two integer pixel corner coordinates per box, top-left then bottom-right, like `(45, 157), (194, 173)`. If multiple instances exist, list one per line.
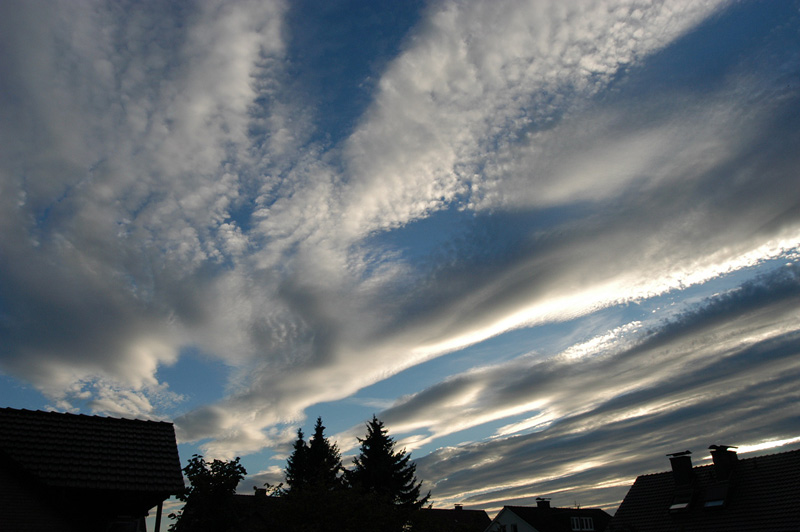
(0, 407), (184, 532)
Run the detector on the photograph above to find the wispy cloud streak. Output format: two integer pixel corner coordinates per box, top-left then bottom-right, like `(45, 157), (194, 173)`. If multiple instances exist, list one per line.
(405, 264), (800, 508)
(0, 3), (798, 508)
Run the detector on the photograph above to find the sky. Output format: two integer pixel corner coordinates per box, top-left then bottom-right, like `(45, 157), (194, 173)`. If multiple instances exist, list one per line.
(1, 0), (800, 518)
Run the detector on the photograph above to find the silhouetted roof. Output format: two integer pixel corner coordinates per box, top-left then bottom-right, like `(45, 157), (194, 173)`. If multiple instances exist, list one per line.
(499, 505), (612, 532)
(609, 448), (800, 531)
(0, 407), (184, 493)
(230, 493), (283, 531)
(414, 506), (492, 531)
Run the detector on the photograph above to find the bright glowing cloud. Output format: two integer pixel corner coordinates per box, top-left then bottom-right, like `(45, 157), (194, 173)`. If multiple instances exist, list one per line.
(1, 0), (799, 515)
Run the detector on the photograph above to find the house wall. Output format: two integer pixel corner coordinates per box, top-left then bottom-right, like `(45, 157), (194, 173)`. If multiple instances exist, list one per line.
(0, 466), (76, 531)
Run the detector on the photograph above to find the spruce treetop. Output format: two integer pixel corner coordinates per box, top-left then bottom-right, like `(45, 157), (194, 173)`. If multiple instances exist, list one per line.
(349, 415), (430, 510)
(284, 417), (344, 493)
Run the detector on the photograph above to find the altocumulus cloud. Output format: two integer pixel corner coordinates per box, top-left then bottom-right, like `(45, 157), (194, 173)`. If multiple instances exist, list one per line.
(398, 264), (800, 509)
(1, 0), (800, 511)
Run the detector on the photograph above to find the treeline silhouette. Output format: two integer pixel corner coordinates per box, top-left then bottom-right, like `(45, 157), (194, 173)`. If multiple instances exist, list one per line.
(170, 416), (430, 532)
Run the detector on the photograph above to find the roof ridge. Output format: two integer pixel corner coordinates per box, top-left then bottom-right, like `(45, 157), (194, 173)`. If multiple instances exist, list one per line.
(0, 406), (173, 424)
(0, 406), (184, 493)
(505, 504), (607, 511)
(637, 447), (800, 477)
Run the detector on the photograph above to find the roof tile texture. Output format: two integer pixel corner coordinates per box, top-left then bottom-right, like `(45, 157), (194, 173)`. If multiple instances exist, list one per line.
(0, 407), (184, 494)
(609, 448), (800, 531)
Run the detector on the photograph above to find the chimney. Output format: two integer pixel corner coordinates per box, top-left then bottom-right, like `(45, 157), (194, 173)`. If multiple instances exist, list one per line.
(454, 504), (463, 511)
(666, 450), (695, 511)
(709, 445), (738, 481)
(667, 450), (693, 487)
(536, 497), (551, 510)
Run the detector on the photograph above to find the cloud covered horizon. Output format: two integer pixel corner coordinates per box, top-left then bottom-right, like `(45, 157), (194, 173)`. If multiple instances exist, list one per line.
(2, 0), (799, 511)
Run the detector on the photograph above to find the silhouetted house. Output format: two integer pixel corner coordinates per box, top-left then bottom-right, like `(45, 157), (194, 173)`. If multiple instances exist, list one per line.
(0, 407), (184, 532)
(608, 445), (800, 531)
(413, 504), (492, 531)
(228, 490), (283, 531)
(486, 498), (611, 532)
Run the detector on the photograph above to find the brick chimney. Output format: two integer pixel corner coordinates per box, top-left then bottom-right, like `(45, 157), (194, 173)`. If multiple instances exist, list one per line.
(667, 450), (693, 487)
(666, 450), (694, 511)
(536, 497), (551, 510)
(709, 445), (738, 481)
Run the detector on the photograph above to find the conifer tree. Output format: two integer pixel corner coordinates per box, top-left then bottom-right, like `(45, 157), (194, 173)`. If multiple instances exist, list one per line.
(284, 417), (343, 493)
(280, 418), (351, 531)
(348, 416), (430, 510)
(284, 428), (308, 492)
(307, 416), (344, 490)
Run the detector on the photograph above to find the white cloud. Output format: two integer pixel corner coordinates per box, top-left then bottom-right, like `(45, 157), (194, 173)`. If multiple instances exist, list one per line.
(2, 0), (799, 478)
(395, 267), (800, 505)
(0, 0), (289, 421)
(339, 0), (724, 237)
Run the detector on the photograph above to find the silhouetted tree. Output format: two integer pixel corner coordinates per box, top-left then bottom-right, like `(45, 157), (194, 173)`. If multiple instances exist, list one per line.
(284, 417), (344, 493)
(169, 454), (246, 532)
(284, 428), (309, 492)
(347, 416), (430, 530)
(307, 417), (345, 490)
(278, 416), (432, 531)
(280, 418), (350, 531)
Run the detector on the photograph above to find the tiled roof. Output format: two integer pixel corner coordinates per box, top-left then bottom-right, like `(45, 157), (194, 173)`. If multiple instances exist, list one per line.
(0, 407), (184, 494)
(504, 505), (612, 532)
(415, 507), (492, 531)
(608, 448), (800, 531)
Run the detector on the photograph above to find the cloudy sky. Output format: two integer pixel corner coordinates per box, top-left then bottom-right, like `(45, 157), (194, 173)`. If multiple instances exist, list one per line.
(2, 0), (800, 515)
